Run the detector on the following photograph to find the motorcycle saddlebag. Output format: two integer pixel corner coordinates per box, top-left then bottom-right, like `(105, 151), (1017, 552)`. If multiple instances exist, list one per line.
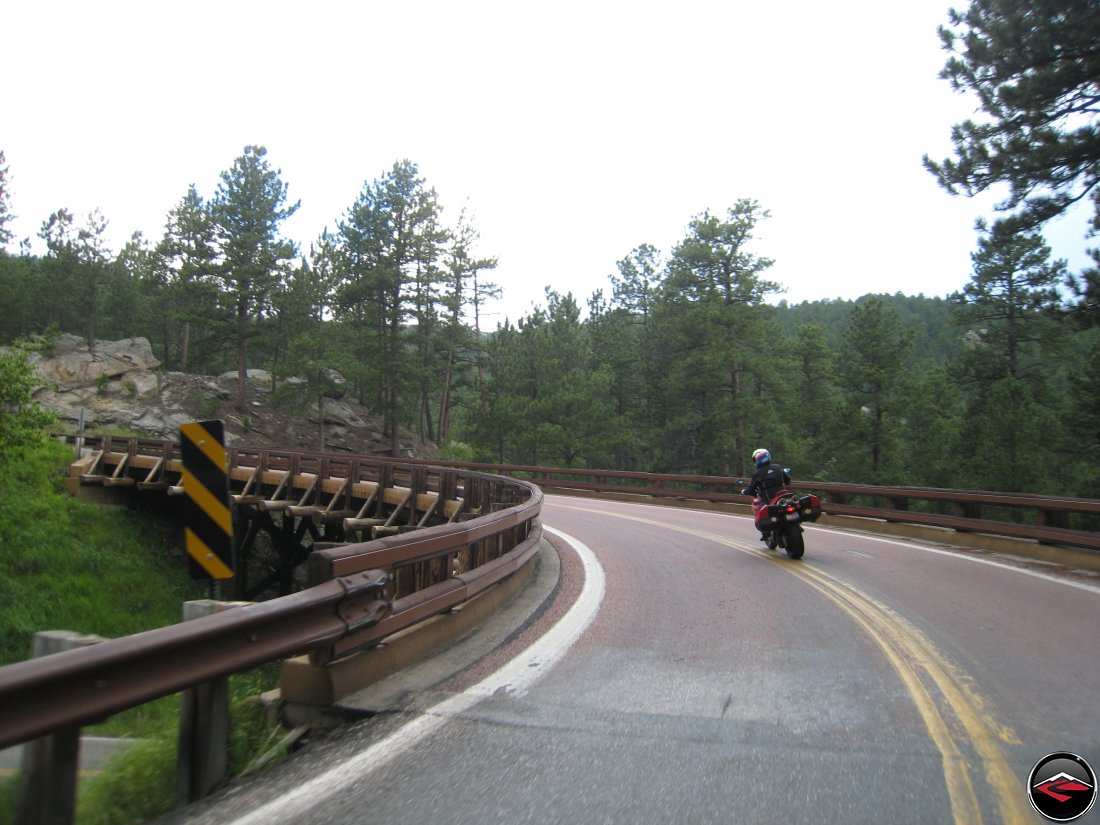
(797, 494), (822, 522)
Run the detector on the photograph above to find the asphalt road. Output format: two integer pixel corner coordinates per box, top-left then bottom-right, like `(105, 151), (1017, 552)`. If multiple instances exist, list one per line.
(162, 495), (1100, 824)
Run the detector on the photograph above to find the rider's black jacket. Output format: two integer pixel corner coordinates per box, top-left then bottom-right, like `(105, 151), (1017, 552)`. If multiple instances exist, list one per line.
(747, 462), (791, 502)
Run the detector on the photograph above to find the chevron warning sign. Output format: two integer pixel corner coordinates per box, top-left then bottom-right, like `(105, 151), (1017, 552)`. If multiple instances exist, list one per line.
(179, 420), (235, 580)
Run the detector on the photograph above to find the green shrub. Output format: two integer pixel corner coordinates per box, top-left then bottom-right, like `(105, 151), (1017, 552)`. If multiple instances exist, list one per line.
(0, 775), (17, 825)
(0, 343), (56, 451)
(77, 738), (178, 824)
(198, 395), (222, 420)
(0, 442), (205, 667)
(0, 442), (288, 824)
(439, 440), (477, 463)
(76, 674), (287, 824)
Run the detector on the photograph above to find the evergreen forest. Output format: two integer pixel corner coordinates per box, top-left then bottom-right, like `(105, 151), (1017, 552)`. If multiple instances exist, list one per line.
(1, 0), (1097, 500)
(0, 149), (1096, 499)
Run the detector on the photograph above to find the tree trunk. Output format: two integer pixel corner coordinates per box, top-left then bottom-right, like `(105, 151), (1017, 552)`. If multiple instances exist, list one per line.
(731, 365), (745, 476)
(86, 280), (97, 351)
(180, 320), (191, 371)
(421, 383), (435, 444)
(236, 302), (248, 413)
(438, 348), (454, 441)
(386, 313), (400, 456)
(388, 384), (399, 456)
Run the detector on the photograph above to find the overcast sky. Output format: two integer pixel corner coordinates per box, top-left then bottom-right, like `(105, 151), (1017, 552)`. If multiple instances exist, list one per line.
(4, 0), (1093, 325)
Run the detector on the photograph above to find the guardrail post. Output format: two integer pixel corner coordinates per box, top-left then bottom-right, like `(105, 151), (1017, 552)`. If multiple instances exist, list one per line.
(16, 630), (106, 825)
(176, 600), (247, 804)
(409, 467), (426, 528)
(1038, 509), (1070, 530)
(954, 501), (981, 525)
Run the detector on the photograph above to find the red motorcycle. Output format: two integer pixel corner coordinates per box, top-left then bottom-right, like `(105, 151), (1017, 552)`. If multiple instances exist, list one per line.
(740, 473), (822, 560)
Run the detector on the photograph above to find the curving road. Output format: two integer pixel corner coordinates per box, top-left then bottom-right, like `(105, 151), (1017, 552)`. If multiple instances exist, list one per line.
(167, 494), (1100, 824)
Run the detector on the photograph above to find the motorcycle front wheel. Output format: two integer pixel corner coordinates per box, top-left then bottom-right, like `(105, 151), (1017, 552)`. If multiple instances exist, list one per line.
(784, 525), (805, 560)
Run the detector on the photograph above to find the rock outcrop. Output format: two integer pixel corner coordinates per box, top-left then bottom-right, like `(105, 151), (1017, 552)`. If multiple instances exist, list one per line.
(23, 334), (428, 457)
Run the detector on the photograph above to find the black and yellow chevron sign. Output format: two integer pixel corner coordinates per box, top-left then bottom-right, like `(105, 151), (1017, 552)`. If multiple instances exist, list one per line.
(179, 420), (235, 580)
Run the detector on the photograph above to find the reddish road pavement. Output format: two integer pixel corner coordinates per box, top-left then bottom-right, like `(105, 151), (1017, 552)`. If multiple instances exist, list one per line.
(171, 494), (1100, 825)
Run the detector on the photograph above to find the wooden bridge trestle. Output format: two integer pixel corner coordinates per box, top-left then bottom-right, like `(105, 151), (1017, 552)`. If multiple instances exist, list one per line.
(68, 438), (475, 601)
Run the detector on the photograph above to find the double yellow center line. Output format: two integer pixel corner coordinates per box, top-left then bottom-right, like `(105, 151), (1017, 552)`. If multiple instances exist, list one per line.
(552, 503), (1030, 825)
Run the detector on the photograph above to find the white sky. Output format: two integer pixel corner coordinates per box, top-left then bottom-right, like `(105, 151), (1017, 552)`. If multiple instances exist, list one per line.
(3, 0), (1094, 325)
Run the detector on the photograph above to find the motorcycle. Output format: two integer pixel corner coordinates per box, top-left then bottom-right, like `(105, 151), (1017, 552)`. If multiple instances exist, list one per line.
(739, 471), (822, 560)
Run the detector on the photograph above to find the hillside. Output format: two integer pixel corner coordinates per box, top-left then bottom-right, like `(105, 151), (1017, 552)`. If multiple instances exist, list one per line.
(24, 334), (432, 457)
(775, 292), (962, 366)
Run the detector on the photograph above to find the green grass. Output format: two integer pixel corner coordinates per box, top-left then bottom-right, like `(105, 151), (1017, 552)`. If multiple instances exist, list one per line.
(75, 676), (289, 825)
(77, 738), (178, 825)
(0, 442), (289, 823)
(0, 442), (205, 668)
(0, 777), (17, 825)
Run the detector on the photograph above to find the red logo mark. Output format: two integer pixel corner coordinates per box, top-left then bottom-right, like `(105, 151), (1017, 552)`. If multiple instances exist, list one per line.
(1035, 773), (1094, 804)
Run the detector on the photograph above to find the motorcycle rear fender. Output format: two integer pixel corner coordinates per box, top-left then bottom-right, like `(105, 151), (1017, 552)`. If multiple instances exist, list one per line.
(753, 492), (821, 529)
(755, 496), (800, 530)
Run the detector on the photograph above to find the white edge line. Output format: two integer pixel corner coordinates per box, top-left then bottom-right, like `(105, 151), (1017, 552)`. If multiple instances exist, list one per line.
(544, 495), (1100, 596)
(824, 526), (1100, 596)
(226, 527), (605, 825)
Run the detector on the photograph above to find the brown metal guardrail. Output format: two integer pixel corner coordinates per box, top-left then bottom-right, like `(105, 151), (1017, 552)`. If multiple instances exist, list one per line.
(0, 438), (542, 751)
(168, 440), (1097, 551)
(2, 442), (1097, 750)
(381, 461), (1100, 552)
(58, 438), (1100, 548)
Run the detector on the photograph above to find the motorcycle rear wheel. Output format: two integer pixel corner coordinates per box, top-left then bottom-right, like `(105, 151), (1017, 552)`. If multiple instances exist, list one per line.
(784, 525), (805, 560)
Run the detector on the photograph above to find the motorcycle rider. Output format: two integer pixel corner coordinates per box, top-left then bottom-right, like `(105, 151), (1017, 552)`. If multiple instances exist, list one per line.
(745, 448), (791, 542)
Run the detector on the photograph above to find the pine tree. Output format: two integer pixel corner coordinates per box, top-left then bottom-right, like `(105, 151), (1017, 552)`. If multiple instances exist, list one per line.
(923, 0), (1100, 320)
(655, 200), (779, 475)
(273, 233), (342, 451)
(837, 297), (914, 482)
(787, 323), (840, 478)
(38, 209), (81, 335)
(0, 150), (14, 251)
(439, 211), (497, 442)
(154, 185), (221, 370)
(1068, 335), (1100, 497)
(335, 160), (444, 453)
(952, 217), (1065, 386)
(210, 146), (300, 411)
